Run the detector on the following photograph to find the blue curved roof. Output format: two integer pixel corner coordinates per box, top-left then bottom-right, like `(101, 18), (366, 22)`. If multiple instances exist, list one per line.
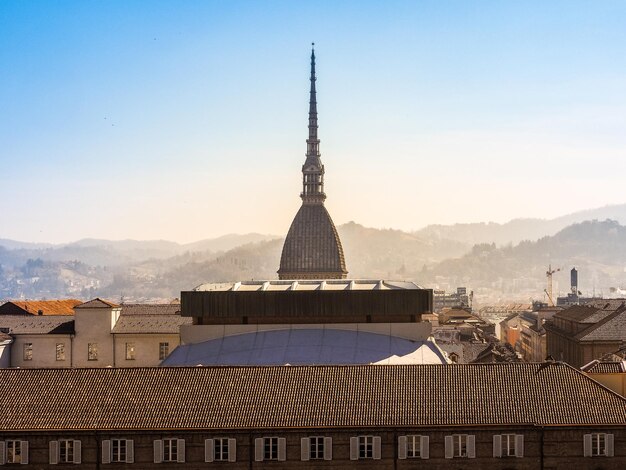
(162, 328), (447, 366)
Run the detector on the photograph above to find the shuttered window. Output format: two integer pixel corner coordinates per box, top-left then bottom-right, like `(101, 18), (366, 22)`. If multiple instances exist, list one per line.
(301, 436), (332, 461)
(445, 434), (475, 459)
(350, 436), (381, 460)
(255, 437), (286, 461)
(584, 433), (614, 457)
(206, 438), (236, 462)
(50, 440), (81, 464)
(493, 434), (524, 458)
(398, 435), (429, 459)
(105, 439), (133, 463)
(5, 440), (27, 464)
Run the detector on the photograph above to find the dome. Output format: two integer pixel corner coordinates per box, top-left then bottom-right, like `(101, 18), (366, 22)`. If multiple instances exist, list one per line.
(278, 204), (347, 279)
(162, 328), (448, 366)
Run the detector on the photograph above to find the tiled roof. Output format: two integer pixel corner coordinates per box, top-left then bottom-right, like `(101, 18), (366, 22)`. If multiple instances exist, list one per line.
(75, 298), (119, 309)
(582, 360), (626, 374)
(0, 315), (74, 335)
(554, 305), (601, 322)
(0, 363), (624, 431)
(112, 315), (191, 334)
(584, 299), (626, 310)
(0, 299), (81, 316)
(120, 303), (181, 315)
(576, 305), (626, 342)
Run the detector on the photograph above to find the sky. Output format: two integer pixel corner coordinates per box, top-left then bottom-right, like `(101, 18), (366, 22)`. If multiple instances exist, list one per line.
(1, 0), (625, 244)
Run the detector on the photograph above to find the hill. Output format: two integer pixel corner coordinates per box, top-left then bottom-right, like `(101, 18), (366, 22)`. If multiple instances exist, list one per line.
(416, 203), (626, 246)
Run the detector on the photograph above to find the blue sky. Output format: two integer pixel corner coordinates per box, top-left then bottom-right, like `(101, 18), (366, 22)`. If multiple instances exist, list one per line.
(1, 1), (625, 243)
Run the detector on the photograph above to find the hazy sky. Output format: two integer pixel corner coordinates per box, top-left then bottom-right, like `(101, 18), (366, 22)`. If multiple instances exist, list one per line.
(1, 1), (625, 243)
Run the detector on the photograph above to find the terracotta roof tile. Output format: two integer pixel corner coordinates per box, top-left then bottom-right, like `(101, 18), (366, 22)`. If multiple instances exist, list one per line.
(0, 299), (81, 316)
(0, 363), (624, 431)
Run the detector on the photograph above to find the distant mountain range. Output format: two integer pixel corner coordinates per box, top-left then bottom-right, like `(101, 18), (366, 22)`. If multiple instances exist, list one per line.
(415, 203), (626, 246)
(1, 204), (625, 303)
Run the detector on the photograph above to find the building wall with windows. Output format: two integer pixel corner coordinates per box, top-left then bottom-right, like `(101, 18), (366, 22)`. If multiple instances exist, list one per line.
(0, 299), (188, 368)
(8, 334), (71, 368)
(114, 334), (180, 366)
(1, 428), (624, 468)
(1, 364), (626, 468)
(72, 300), (119, 367)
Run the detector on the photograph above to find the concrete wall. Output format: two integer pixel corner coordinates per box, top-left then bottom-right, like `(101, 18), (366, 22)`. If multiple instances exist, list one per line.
(9, 334), (72, 368)
(114, 334), (181, 367)
(73, 307), (118, 367)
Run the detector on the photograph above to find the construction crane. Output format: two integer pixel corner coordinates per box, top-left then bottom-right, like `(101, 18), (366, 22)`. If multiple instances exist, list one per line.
(545, 264), (561, 307)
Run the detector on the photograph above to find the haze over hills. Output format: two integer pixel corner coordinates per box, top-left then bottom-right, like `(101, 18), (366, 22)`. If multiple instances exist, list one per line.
(1, 204), (625, 303)
(416, 203), (626, 246)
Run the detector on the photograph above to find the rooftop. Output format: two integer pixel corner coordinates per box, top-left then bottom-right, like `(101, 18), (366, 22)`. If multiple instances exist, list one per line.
(120, 303), (181, 315)
(0, 299), (81, 316)
(0, 315), (74, 335)
(0, 363), (623, 431)
(112, 314), (191, 334)
(194, 279), (421, 292)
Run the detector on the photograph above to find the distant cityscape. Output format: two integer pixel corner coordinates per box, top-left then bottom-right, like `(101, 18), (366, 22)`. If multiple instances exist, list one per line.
(2, 34), (626, 469)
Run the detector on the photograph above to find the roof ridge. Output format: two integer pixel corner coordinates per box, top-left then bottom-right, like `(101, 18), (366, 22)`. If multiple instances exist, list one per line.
(575, 303), (626, 341)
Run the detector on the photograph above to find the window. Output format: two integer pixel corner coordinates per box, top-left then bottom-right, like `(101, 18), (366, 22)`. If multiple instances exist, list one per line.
(309, 436), (325, 459)
(494, 434), (523, 458)
(59, 439), (74, 463)
(407, 435), (422, 458)
(301, 437), (331, 461)
(350, 436), (381, 460)
(592, 433), (606, 456)
(399, 435), (429, 460)
(163, 438), (178, 462)
(154, 439), (184, 463)
(584, 433), (614, 457)
(159, 342), (169, 360)
(23, 343), (33, 361)
(50, 439), (81, 464)
(6, 440), (24, 463)
(103, 439), (133, 464)
(205, 438), (236, 463)
(112, 439), (127, 462)
(125, 342), (136, 360)
(56, 343), (66, 361)
(359, 436), (374, 459)
(88, 343), (98, 361)
(264, 437), (279, 460)
(214, 438), (230, 461)
(445, 434), (475, 459)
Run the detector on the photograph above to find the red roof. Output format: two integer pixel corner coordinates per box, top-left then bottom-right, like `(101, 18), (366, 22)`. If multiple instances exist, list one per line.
(0, 299), (82, 316)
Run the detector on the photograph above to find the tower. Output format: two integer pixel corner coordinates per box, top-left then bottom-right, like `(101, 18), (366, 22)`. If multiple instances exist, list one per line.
(278, 45), (348, 280)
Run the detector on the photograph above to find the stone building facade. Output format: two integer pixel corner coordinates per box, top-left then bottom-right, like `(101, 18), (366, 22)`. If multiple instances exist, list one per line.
(545, 300), (626, 367)
(0, 299), (188, 368)
(1, 363), (625, 469)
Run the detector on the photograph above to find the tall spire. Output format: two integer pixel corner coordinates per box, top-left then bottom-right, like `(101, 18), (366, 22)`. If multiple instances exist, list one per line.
(278, 44), (348, 280)
(307, 43), (319, 156)
(301, 42), (326, 205)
